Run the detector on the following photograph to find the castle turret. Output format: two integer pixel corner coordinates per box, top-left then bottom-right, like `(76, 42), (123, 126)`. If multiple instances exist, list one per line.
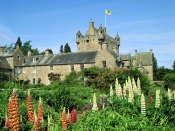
(98, 25), (105, 40)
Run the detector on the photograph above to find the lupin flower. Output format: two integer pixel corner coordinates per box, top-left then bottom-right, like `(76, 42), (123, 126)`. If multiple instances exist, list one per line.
(137, 78), (141, 95)
(141, 93), (146, 116)
(110, 85), (114, 97)
(7, 88), (20, 131)
(38, 97), (44, 125)
(132, 78), (137, 94)
(155, 89), (160, 108)
(128, 91), (133, 103)
(92, 93), (98, 111)
(27, 89), (34, 124)
(167, 88), (172, 101)
(33, 110), (38, 130)
(62, 107), (67, 130)
(148, 92), (152, 104)
(116, 84), (122, 97)
(70, 107), (77, 123)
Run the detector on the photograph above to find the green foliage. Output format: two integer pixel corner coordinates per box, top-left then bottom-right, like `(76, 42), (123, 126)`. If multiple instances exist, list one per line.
(59, 45), (63, 53)
(83, 67), (151, 93)
(173, 61), (175, 72)
(20, 41), (32, 56)
(163, 73), (175, 90)
(153, 53), (158, 80)
(48, 72), (61, 83)
(63, 43), (71, 53)
(63, 71), (83, 86)
(156, 66), (173, 81)
(15, 37), (22, 48)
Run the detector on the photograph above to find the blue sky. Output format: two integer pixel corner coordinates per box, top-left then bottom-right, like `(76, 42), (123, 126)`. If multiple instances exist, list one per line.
(0, 0), (175, 69)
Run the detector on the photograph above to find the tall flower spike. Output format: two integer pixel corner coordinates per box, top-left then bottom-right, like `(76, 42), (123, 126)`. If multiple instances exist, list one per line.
(137, 78), (141, 95)
(116, 84), (122, 97)
(38, 97), (44, 125)
(155, 89), (160, 108)
(141, 93), (146, 116)
(62, 107), (67, 130)
(132, 78), (137, 94)
(92, 93), (98, 111)
(167, 88), (172, 101)
(33, 110), (38, 130)
(110, 85), (114, 97)
(70, 107), (77, 123)
(27, 89), (34, 124)
(8, 88), (20, 131)
(115, 78), (119, 95)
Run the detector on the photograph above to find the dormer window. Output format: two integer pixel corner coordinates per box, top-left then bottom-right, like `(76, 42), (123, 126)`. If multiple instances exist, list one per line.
(33, 57), (36, 62)
(33, 57), (39, 62)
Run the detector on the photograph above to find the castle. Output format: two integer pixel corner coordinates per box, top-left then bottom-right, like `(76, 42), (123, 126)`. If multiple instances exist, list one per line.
(0, 21), (153, 85)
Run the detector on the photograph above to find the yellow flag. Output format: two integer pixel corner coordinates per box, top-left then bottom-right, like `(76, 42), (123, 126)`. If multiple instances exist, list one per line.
(105, 10), (112, 15)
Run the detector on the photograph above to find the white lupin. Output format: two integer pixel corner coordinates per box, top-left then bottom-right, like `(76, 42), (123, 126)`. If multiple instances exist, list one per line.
(132, 78), (137, 94)
(92, 93), (98, 111)
(137, 78), (141, 95)
(141, 93), (146, 116)
(167, 88), (172, 101)
(155, 89), (160, 108)
(110, 85), (114, 97)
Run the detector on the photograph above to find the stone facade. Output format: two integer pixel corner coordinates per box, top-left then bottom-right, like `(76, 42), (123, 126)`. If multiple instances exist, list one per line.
(1, 21), (153, 85)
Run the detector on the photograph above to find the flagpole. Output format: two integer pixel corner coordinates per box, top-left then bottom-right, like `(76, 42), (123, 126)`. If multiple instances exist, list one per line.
(105, 10), (106, 28)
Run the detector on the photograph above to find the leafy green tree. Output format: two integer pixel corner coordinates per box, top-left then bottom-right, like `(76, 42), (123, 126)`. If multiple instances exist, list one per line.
(173, 61), (175, 72)
(15, 37), (22, 48)
(32, 48), (39, 55)
(152, 53), (158, 80)
(156, 66), (173, 80)
(20, 41), (32, 55)
(64, 43), (71, 53)
(60, 45), (63, 53)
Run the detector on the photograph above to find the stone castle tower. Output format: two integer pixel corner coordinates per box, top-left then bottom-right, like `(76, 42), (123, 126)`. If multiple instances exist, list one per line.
(76, 20), (120, 55)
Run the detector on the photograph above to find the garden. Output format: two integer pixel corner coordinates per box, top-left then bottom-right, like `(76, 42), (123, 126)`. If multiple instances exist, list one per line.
(0, 67), (175, 130)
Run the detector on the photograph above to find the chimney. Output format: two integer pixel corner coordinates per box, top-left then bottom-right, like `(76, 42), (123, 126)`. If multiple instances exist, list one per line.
(27, 50), (32, 56)
(135, 50), (137, 55)
(16, 44), (19, 49)
(150, 49), (152, 54)
(45, 49), (53, 57)
(103, 27), (106, 33)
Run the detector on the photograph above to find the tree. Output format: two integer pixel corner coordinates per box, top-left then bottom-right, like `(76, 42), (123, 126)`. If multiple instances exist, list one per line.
(152, 53), (158, 80)
(32, 48), (40, 55)
(20, 41), (32, 56)
(173, 61), (175, 72)
(64, 43), (71, 53)
(15, 37), (22, 48)
(60, 45), (63, 53)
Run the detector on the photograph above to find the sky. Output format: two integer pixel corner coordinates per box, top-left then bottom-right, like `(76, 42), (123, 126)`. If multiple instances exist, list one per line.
(0, 0), (175, 69)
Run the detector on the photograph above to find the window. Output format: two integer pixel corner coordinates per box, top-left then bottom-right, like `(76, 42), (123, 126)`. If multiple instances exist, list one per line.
(17, 56), (20, 60)
(33, 78), (35, 84)
(50, 65), (53, 71)
(80, 64), (84, 70)
(102, 61), (106, 68)
(33, 57), (36, 62)
(70, 65), (74, 72)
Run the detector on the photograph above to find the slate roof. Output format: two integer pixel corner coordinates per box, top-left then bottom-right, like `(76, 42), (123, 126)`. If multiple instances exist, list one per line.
(0, 49), (15, 57)
(0, 57), (12, 69)
(32, 51), (98, 66)
(136, 52), (152, 66)
(23, 55), (44, 66)
(120, 54), (131, 61)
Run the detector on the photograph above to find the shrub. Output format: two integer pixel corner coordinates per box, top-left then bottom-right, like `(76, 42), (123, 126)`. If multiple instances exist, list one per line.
(163, 73), (175, 90)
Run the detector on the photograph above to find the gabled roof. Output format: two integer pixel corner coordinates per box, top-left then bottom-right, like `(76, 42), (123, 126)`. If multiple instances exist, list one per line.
(23, 51), (98, 66)
(0, 57), (12, 69)
(136, 52), (152, 66)
(120, 54), (131, 60)
(23, 55), (44, 66)
(40, 51), (97, 65)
